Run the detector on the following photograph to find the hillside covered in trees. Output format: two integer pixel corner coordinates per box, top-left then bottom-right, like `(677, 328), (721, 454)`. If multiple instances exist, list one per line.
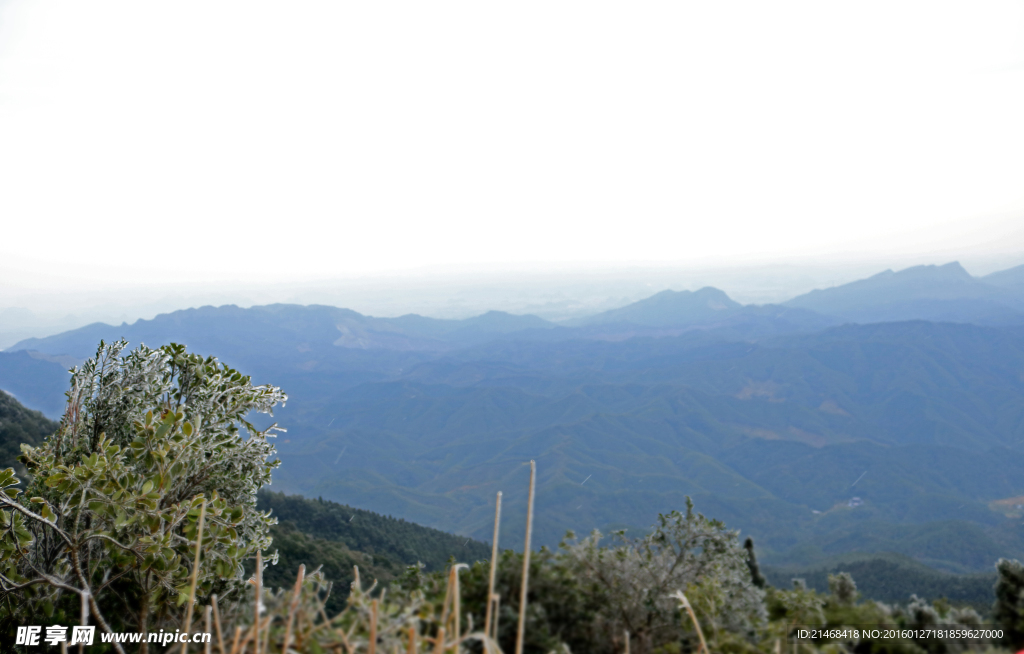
(0, 389), (57, 477)
(257, 490), (491, 613)
(0, 379), (1006, 619)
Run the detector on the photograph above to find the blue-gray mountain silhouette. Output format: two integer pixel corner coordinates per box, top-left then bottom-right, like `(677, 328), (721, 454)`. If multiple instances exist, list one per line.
(5, 260), (1024, 572)
(785, 262), (1024, 324)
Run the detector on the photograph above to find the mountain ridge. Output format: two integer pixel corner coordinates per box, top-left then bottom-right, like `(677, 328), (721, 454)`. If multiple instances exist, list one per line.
(10, 261), (1024, 362)
(784, 261), (1024, 324)
(6, 262), (1024, 571)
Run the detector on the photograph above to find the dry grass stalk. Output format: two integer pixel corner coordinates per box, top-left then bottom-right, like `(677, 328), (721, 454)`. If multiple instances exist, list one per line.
(484, 491), (502, 637)
(514, 460), (536, 654)
(624, 630), (630, 654)
(230, 626), (242, 654)
(232, 623), (253, 654)
(439, 566), (454, 635)
(204, 605), (213, 654)
(205, 462), (558, 653)
(490, 595), (500, 641)
(212, 594), (225, 654)
(452, 563), (469, 639)
(452, 570), (460, 639)
(369, 599), (379, 654)
(255, 549), (263, 654)
(215, 557), (517, 654)
(670, 590), (709, 654)
(282, 564), (306, 653)
(182, 499), (208, 653)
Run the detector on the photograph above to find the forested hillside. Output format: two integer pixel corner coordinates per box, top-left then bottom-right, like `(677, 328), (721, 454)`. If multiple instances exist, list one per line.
(0, 376), (1007, 616)
(763, 552), (998, 610)
(5, 263), (1024, 573)
(0, 389), (58, 476)
(258, 491), (491, 612)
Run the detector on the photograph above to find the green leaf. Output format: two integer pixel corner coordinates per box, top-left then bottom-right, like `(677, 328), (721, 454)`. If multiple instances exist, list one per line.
(44, 473), (65, 487)
(141, 480), (154, 494)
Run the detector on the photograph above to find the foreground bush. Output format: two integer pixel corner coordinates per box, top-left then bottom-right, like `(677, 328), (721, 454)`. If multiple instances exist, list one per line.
(0, 340), (284, 650)
(429, 502), (765, 654)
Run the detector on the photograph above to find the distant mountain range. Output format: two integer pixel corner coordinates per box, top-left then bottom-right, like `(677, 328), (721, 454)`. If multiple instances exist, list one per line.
(784, 262), (1024, 325)
(8, 262), (1024, 361)
(4, 261), (1024, 573)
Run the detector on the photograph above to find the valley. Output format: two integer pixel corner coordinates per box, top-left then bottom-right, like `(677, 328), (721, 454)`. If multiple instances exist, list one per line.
(4, 261), (1024, 573)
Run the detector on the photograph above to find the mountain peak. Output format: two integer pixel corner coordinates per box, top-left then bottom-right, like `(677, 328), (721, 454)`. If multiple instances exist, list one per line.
(896, 261), (971, 281)
(784, 261), (1020, 323)
(577, 286), (742, 327)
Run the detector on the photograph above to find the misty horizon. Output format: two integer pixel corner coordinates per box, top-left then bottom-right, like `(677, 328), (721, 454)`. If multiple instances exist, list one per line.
(4, 255), (1024, 352)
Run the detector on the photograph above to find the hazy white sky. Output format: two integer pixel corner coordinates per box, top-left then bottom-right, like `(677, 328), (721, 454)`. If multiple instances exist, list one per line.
(1, 1), (1023, 290)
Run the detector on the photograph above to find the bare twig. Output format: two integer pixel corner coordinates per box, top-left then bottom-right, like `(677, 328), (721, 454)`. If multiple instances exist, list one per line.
(78, 591), (88, 654)
(229, 626), (242, 654)
(182, 499), (208, 653)
(255, 550), (263, 654)
(406, 625), (416, 654)
(491, 594), (500, 641)
(670, 590), (709, 654)
(452, 564), (469, 640)
(433, 627), (446, 654)
(69, 544), (125, 654)
(512, 460), (536, 654)
(212, 594), (225, 654)
(439, 567), (454, 635)
(204, 605), (213, 654)
(369, 599), (378, 654)
(484, 491), (502, 638)
(282, 565), (306, 654)
(0, 493), (74, 546)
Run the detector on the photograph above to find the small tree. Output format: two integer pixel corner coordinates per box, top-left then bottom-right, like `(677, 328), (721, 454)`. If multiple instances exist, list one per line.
(455, 499), (766, 654)
(827, 572), (857, 606)
(0, 340), (285, 650)
(744, 536), (767, 589)
(560, 500), (765, 652)
(995, 558), (1024, 650)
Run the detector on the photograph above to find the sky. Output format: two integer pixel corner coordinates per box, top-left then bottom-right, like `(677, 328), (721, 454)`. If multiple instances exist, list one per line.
(1, 1), (1024, 332)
